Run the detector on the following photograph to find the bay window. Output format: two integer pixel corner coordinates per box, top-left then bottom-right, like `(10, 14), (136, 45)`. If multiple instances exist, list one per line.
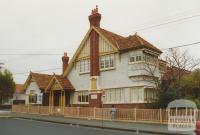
(130, 51), (143, 63)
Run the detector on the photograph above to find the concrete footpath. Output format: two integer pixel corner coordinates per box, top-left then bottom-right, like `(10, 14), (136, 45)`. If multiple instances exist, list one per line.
(0, 112), (194, 135)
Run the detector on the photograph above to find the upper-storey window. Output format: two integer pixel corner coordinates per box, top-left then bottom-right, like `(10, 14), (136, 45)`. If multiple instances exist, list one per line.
(130, 51), (143, 63)
(143, 53), (157, 64)
(130, 51), (158, 64)
(77, 59), (90, 73)
(100, 54), (114, 70)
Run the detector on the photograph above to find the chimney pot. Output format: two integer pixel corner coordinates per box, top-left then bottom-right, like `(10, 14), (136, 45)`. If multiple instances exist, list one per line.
(89, 6), (101, 27)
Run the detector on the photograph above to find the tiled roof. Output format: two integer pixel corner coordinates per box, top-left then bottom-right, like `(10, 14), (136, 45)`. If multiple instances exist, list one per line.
(96, 27), (162, 53)
(30, 73), (52, 90)
(15, 84), (24, 94)
(95, 27), (124, 48)
(54, 75), (75, 91)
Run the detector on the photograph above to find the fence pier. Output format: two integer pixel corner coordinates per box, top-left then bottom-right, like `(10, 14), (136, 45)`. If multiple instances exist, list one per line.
(93, 107), (96, 119)
(134, 108), (137, 122)
(159, 108), (162, 123)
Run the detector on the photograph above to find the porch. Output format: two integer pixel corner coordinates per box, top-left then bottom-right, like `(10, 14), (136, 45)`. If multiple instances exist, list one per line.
(45, 74), (75, 115)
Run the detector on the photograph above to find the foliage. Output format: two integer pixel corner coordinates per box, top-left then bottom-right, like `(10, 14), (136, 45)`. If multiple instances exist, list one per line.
(0, 69), (15, 104)
(155, 88), (182, 108)
(156, 49), (200, 108)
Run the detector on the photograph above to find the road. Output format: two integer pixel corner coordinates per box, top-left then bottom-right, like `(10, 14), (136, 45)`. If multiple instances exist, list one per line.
(0, 118), (155, 135)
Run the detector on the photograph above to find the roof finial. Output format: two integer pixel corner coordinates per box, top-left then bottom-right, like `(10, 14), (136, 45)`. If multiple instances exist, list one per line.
(91, 5), (99, 15)
(96, 5), (98, 11)
(64, 52), (67, 57)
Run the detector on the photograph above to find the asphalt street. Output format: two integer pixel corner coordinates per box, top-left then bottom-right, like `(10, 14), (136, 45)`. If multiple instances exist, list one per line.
(0, 118), (156, 135)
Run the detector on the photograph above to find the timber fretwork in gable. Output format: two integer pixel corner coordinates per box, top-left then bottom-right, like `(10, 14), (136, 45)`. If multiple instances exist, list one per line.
(76, 34), (116, 61)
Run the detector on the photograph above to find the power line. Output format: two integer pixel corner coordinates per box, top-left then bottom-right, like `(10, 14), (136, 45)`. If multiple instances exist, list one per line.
(120, 8), (200, 33)
(162, 41), (200, 50)
(123, 13), (200, 35)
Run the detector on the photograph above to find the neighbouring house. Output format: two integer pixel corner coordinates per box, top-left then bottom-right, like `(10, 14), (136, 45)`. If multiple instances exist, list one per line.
(23, 72), (52, 105)
(47, 6), (166, 109)
(13, 84), (26, 104)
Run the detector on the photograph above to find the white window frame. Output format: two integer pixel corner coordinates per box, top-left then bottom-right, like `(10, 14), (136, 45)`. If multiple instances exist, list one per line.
(105, 88), (125, 104)
(129, 51), (143, 64)
(100, 54), (115, 70)
(130, 87), (144, 103)
(76, 91), (89, 104)
(77, 59), (90, 74)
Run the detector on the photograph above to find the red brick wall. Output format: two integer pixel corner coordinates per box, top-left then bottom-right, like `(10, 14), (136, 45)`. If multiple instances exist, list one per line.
(89, 7), (101, 77)
(62, 53), (69, 74)
(89, 93), (102, 108)
(90, 30), (100, 76)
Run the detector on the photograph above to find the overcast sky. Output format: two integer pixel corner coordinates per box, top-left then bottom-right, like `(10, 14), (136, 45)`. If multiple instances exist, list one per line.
(0, 0), (200, 84)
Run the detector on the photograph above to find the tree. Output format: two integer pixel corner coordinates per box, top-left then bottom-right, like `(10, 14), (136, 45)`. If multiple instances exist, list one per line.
(0, 69), (15, 104)
(180, 69), (200, 98)
(164, 49), (200, 88)
(142, 49), (200, 108)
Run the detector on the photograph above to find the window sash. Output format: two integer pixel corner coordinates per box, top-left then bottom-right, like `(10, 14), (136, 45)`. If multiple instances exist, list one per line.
(130, 88), (143, 102)
(78, 59), (90, 73)
(99, 54), (114, 70)
(77, 92), (89, 103)
(105, 88), (125, 103)
(29, 94), (37, 104)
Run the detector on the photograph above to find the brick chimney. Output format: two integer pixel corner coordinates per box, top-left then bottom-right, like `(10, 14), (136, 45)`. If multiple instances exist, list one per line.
(89, 6), (100, 76)
(62, 52), (69, 74)
(88, 5), (101, 27)
(88, 6), (102, 108)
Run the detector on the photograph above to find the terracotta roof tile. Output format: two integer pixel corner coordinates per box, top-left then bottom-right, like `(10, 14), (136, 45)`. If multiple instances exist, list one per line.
(96, 27), (162, 53)
(54, 75), (75, 91)
(95, 27), (124, 48)
(31, 73), (52, 90)
(15, 84), (24, 94)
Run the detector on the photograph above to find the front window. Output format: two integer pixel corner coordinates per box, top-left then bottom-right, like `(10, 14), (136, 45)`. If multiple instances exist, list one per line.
(100, 54), (115, 70)
(77, 91), (89, 103)
(29, 90), (37, 104)
(29, 94), (37, 104)
(130, 87), (144, 103)
(105, 88), (125, 103)
(144, 88), (158, 102)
